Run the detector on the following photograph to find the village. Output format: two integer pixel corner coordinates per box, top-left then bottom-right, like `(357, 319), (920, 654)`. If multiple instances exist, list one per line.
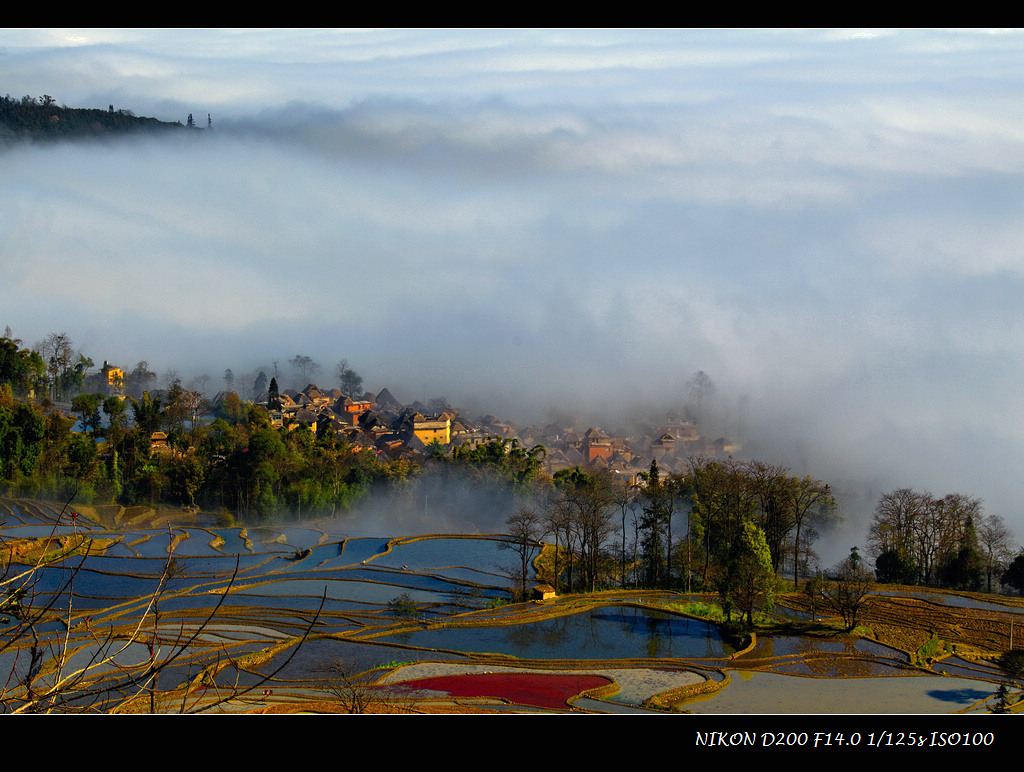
(78, 359), (740, 485)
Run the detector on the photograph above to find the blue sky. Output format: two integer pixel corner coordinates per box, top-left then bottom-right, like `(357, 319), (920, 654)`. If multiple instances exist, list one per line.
(3, 29), (1024, 546)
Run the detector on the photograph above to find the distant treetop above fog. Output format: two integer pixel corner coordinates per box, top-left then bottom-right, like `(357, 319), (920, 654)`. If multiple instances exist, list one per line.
(0, 94), (185, 145)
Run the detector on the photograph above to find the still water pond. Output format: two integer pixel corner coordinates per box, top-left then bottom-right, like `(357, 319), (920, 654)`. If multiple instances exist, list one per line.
(382, 605), (735, 660)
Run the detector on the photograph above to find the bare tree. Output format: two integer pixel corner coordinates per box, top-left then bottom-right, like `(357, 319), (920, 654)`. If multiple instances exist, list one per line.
(500, 506), (543, 601)
(188, 374), (212, 398)
(290, 355), (320, 385)
(611, 478), (640, 588)
(1, 498), (323, 713)
(316, 660), (419, 714)
(869, 488), (986, 588)
(787, 476), (835, 590)
(548, 469), (616, 593)
(979, 514), (1016, 593)
(542, 496), (568, 593)
(744, 460), (793, 573)
(1, 513), (223, 712)
(822, 553), (873, 630)
(868, 488), (928, 584)
(35, 332), (76, 401)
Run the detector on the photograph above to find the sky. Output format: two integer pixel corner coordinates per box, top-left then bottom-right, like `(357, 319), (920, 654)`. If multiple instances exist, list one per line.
(3, 28), (1024, 551)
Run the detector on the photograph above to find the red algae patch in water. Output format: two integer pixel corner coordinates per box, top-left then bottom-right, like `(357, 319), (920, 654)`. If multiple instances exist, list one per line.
(394, 672), (613, 711)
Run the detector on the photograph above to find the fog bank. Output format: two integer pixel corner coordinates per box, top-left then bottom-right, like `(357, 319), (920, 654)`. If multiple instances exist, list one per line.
(4, 29), (1024, 554)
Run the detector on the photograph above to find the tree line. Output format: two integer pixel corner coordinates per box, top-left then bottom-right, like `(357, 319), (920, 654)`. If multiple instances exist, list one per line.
(0, 94), (182, 143)
(0, 377), (419, 521)
(0, 331), (404, 519)
(868, 487), (1017, 593)
(504, 459), (1024, 617)
(502, 457), (838, 625)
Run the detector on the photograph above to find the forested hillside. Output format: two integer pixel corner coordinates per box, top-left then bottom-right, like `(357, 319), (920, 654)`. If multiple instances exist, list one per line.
(0, 93), (184, 143)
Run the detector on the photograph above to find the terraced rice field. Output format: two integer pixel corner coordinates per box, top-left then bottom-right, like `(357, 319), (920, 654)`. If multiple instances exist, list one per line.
(2, 496), (1021, 714)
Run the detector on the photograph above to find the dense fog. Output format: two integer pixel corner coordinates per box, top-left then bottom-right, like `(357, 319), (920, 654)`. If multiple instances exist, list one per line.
(4, 29), (1024, 561)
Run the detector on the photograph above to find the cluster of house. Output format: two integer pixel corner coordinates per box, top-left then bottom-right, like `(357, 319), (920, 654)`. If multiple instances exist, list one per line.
(257, 382), (739, 480)
(261, 383), (464, 456)
(531, 417), (739, 480)
(78, 361), (738, 477)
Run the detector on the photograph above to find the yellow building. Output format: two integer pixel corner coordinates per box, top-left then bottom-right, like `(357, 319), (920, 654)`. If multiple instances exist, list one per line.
(83, 361), (125, 395)
(101, 362), (124, 392)
(413, 415), (451, 445)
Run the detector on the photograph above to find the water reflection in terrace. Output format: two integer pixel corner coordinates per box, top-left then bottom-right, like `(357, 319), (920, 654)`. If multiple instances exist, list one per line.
(375, 605), (736, 660)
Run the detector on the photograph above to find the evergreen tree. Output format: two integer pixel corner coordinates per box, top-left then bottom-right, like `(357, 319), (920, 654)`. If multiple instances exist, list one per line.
(1002, 553), (1024, 596)
(268, 377), (281, 410)
(939, 515), (984, 590)
(639, 459), (672, 587)
(131, 392), (163, 435)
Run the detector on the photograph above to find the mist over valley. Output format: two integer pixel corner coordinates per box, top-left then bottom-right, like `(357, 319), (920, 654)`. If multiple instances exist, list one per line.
(4, 29), (1024, 567)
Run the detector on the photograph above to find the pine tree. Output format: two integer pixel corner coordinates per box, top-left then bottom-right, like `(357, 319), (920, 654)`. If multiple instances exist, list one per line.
(640, 459), (670, 588)
(268, 377), (281, 410)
